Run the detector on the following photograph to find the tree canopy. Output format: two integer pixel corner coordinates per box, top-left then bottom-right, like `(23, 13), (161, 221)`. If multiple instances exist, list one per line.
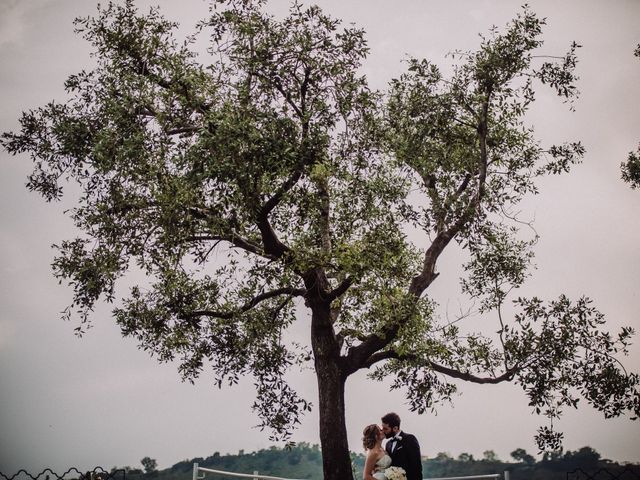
(140, 457), (158, 476)
(2, 1), (639, 479)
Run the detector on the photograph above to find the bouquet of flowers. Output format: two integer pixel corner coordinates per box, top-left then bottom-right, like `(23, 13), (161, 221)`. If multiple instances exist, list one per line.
(384, 466), (407, 480)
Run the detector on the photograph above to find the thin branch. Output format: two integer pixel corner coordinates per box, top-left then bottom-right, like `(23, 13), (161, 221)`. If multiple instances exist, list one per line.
(271, 296), (294, 324)
(129, 51), (211, 114)
(580, 344), (630, 377)
(439, 299), (478, 331)
(260, 166), (305, 218)
(185, 234), (274, 260)
(530, 55), (567, 60)
(165, 126), (200, 135)
(362, 350), (517, 384)
(188, 287), (306, 320)
(195, 240), (222, 265)
(496, 289), (510, 372)
(451, 116), (477, 129)
(499, 204), (537, 230)
(269, 75), (304, 118)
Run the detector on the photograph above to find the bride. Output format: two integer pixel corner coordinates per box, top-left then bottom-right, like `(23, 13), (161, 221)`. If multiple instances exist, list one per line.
(362, 424), (392, 480)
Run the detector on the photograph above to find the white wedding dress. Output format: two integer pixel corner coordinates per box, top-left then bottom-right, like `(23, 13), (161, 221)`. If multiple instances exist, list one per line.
(372, 453), (392, 480)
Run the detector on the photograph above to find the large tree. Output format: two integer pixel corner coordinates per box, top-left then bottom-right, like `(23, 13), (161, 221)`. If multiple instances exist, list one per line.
(3, 1), (639, 479)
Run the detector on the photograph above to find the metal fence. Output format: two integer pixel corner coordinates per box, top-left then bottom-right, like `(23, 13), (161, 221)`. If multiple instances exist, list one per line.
(0, 468), (126, 480)
(566, 467), (640, 480)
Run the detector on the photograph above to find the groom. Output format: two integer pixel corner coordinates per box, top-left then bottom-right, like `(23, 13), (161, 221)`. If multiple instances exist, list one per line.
(381, 412), (423, 480)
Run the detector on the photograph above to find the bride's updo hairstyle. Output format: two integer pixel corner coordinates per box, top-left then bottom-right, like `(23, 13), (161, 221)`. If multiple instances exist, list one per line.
(362, 424), (379, 450)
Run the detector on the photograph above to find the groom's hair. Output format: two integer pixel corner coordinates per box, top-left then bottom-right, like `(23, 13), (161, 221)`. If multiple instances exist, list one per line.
(382, 412), (401, 429)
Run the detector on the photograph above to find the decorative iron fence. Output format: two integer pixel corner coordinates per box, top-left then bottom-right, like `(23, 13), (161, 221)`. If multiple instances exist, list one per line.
(566, 467), (640, 480)
(0, 468), (126, 480)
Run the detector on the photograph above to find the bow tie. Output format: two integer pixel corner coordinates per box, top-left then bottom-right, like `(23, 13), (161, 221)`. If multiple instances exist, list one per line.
(389, 436), (402, 452)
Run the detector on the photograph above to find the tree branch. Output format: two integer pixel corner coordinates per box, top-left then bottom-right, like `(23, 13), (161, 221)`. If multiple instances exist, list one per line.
(129, 50), (211, 114)
(255, 217), (290, 259)
(185, 234), (274, 260)
(271, 76), (304, 118)
(259, 166), (305, 218)
(410, 95), (490, 298)
(188, 287), (306, 320)
(165, 126), (200, 135)
(345, 96), (493, 372)
(362, 350), (517, 384)
(326, 276), (354, 302)
(429, 360), (516, 384)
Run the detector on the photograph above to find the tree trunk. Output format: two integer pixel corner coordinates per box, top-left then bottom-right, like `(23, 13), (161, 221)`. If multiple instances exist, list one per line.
(316, 363), (351, 480)
(311, 301), (354, 480)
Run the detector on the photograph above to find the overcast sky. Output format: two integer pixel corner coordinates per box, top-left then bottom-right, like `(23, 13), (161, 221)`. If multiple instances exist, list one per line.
(1, 0), (639, 475)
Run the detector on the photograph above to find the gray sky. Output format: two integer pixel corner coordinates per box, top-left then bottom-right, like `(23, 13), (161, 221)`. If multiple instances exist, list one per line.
(1, 0), (639, 475)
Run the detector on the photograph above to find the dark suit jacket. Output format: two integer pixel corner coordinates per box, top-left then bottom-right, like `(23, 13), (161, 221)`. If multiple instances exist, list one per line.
(385, 431), (422, 480)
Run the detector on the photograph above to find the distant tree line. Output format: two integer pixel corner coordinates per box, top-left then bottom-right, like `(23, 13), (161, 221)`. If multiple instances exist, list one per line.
(112, 443), (639, 480)
(410, 446), (638, 480)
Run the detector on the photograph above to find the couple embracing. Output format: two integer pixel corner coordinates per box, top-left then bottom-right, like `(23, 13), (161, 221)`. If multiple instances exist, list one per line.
(362, 412), (422, 480)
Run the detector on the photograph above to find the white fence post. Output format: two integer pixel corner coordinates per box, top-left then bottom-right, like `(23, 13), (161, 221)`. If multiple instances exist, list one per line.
(503, 471), (510, 480)
(193, 463), (199, 480)
(253, 470), (259, 480)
